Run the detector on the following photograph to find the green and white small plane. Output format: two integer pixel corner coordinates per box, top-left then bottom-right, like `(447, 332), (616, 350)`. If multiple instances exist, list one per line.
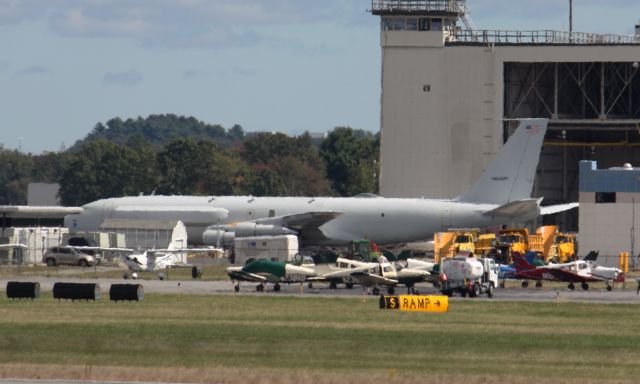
(226, 259), (316, 292)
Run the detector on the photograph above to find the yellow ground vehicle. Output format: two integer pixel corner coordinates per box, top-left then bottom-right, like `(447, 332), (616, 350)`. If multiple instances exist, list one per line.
(495, 228), (544, 264)
(552, 233), (576, 262)
(434, 231), (479, 262)
(436, 226), (575, 264)
(434, 232), (455, 262)
(474, 234), (497, 256)
(537, 225), (576, 263)
(450, 231), (478, 254)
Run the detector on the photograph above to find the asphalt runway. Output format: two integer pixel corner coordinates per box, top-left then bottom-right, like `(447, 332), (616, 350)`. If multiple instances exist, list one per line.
(1, 275), (640, 303)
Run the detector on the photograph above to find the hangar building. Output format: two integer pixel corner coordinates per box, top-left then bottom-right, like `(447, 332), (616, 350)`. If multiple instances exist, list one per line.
(371, 0), (640, 231)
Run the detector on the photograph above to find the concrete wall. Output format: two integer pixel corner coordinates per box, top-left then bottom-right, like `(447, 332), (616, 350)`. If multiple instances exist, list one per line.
(379, 31), (640, 199)
(578, 197), (639, 268)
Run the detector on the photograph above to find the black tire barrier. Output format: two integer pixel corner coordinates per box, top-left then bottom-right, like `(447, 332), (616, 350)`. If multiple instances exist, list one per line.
(53, 282), (101, 301)
(6, 281), (40, 299)
(191, 266), (202, 279)
(109, 284), (144, 302)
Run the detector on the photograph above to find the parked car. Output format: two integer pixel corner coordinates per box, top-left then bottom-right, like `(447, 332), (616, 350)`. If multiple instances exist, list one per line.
(42, 247), (100, 267)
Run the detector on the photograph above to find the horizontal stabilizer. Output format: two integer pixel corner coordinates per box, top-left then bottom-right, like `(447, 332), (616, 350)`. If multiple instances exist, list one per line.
(540, 203), (579, 215)
(484, 199), (540, 219)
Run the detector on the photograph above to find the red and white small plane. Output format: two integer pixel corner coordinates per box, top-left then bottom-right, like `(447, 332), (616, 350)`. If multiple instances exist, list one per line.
(511, 252), (624, 291)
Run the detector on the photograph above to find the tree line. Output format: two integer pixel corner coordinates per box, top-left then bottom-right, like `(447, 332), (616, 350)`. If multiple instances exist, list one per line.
(0, 114), (379, 206)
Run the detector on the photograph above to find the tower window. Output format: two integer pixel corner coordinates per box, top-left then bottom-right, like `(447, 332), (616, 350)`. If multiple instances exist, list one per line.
(431, 18), (443, 31)
(382, 17), (393, 31)
(394, 18), (406, 31)
(418, 18), (430, 31)
(406, 18), (418, 31)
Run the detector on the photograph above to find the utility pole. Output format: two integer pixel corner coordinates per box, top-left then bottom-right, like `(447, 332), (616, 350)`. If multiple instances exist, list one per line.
(569, 0), (573, 34)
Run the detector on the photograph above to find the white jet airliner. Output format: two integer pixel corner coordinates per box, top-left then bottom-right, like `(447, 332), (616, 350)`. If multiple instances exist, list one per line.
(65, 119), (577, 246)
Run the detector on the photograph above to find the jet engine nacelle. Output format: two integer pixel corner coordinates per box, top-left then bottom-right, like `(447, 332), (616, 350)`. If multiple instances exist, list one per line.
(202, 223), (297, 246)
(234, 222), (297, 237)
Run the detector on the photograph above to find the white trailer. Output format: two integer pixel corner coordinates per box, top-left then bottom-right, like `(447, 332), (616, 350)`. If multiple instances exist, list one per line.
(440, 256), (498, 298)
(233, 235), (299, 265)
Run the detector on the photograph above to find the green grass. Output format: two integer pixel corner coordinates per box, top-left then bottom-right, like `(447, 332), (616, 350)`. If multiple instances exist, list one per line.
(1, 294), (640, 383)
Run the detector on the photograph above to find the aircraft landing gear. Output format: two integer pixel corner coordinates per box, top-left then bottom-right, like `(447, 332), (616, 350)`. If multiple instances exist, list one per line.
(329, 281), (337, 289)
(568, 283), (575, 290)
(387, 286), (395, 295)
(256, 284), (265, 292)
(581, 282), (589, 291)
(535, 281), (542, 288)
(273, 283), (281, 292)
(234, 284), (240, 293)
(307, 282), (313, 289)
(606, 284), (613, 291)
(521, 281), (529, 288)
(346, 282), (354, 289)
(372, 287), (380, 296)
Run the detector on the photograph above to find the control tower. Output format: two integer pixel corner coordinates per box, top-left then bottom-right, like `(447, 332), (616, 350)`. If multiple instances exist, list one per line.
(371, 0), (640, 230)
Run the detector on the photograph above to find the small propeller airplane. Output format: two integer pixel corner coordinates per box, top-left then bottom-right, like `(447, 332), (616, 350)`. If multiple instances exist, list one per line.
(510, 252), (624, 291)
(226, 259), (316, 292)
(310, 254), (430, 295)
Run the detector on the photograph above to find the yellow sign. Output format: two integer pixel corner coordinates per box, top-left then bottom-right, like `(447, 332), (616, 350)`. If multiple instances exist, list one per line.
(379, 295), (448, 313)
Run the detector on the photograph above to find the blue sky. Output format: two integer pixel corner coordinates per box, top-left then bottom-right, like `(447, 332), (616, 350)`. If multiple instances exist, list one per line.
(1, 0), (639, 154)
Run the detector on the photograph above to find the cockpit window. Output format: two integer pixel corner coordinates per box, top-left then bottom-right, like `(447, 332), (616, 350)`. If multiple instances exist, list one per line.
(455, 235), (471, 243)
(498, 235), (520, 244)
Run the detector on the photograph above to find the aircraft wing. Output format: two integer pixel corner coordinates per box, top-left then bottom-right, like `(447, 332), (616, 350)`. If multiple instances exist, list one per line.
(545, 268), (598, 283)
(0, 244), (28, 249)
(148, 247), (222, 253)
(350, 272), (398, 286)
(226, 269), (271, 283)
(254, 211), (341, 228)
(65, 246), (134, 252)
(484, 199), (540, 218)
(540, 202), (579, 215)
(318, 265), (374, 280)
(254, 211), (342, 242)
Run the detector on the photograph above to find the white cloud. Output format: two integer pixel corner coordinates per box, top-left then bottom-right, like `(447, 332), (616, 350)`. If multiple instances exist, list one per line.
(0, 0), (360, 50)
(102, 70), (143, 87)
(15, 66), (50, 77)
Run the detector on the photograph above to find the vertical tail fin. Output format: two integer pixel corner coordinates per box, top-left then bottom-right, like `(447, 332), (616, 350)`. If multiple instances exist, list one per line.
(456, 119), (548, 205)
(512, 252), (535, 272)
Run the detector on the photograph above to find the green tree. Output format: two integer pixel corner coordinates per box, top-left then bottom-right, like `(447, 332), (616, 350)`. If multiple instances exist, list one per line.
(157, 139), (202, 195)
(241, 133), (331, 196)
(320, 127), (379, 196)
(59, 140), (153, 206)
(70, 114), (244, 151)
(0, 148), (34, 204)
